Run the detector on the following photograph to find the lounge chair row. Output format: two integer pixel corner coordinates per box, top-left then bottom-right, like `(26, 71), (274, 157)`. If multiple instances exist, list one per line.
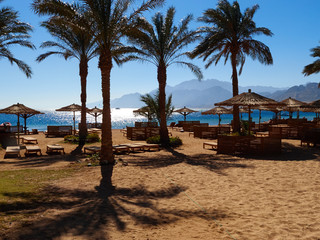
(4, 144), (65, 158)
(84, 143), (160, 154)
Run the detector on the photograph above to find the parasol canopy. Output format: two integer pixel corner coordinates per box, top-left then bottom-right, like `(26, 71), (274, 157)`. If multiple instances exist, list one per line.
(202, 107), (232, 129)
(56, 103), (88, 134)
(215, 89), (282, 134)
(133, 106), (153, 122)
(174, 106), (198, 121)
(88, 106), (102, 127)
(0, 103), (43, 144)
(280, 97), (306, 119)
(300, 99), (320, 119)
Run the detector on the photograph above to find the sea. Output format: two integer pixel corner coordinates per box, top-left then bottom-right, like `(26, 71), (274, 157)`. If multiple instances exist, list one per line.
(0, 108), (316, 131)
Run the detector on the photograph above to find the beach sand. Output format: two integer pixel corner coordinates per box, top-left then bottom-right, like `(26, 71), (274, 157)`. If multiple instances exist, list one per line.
(0, 130), (320, 239)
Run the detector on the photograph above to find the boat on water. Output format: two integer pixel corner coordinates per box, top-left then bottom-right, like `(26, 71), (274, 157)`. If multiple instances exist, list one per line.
(115, 108), (120, 110)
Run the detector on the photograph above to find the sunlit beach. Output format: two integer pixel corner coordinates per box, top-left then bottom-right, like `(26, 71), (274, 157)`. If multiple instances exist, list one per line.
(1, 0), (320, 239)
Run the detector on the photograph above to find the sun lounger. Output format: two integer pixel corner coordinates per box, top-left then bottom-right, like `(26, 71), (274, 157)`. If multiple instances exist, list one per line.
(113, 145), (130, 154)
(143, 144), (160, 151)
(84, 146), (101, 154)
(203, 142), (217, 150)
(25, 145), (42, 156)
(21, 136), (38, 144)
(121, 143), (145, 152)
(46, 144), (65, 154)
(5, 146), (21, 158)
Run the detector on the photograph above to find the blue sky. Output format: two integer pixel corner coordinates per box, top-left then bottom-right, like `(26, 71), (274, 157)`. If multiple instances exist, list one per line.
(1, 0), (319, 110)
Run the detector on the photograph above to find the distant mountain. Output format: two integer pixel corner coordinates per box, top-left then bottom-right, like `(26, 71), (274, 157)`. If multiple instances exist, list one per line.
(266, 83), (320, 102)
(88, 79), (320, 108)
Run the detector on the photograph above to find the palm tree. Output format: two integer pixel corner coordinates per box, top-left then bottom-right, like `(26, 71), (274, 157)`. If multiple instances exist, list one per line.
(127, 7), (203, 146)
(190, 0), (273, 132)
(303, 43), (320, 84)
(79, 0), (164, 189)
(140, 91), (175, 124)
(0, 0), (35, 77)
(33, 1), (98, 145)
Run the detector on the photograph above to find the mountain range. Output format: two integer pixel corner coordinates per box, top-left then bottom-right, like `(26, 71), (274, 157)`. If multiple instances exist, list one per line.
(87, 79), (320, 108)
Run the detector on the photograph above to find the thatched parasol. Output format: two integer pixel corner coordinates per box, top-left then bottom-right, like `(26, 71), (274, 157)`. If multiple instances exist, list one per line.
(88, 106), (102, 127)
(252, 105), (284, 129)
(280, 97), (306, 119)
(0, 103), (43, 144)
(133, 106), (153, 122)
(300, 99), (320, 119)
(56, 103), (87, 134)
(174, 106), (198, 121)
(215, 89), (282, 134)
(202, 107), (232, 128)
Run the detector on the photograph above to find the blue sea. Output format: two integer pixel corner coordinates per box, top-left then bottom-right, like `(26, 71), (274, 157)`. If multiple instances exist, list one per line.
(0, 108), (316, 131)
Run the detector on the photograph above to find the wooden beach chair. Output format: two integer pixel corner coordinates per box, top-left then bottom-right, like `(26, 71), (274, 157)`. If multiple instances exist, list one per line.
(21, 136), (38, 144)
(203, 141), (217, 150)
(25, 145), (42, 156)
(5, 146), (21, 158)
(46, 144), (65, 154)
(84, 146), (101, 154)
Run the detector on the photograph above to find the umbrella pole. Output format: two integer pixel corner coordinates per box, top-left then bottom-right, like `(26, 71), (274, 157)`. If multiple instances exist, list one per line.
(184, 113), (186, 122)
(17, 114), (20, 145)
(95, 113), (98, 128)
(248, 106), (251, 136)
(23, 114), (27, 135)
(297, 110), (300, 119)
(73, 111), (76, 135)
(218, 114), (221, 134)
(259, 110), (261, 131)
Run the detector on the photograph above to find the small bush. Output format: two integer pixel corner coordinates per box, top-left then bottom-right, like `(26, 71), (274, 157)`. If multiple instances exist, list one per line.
(169, 137), (182, 147)
(146, 135), (161, 144)
(86, 133), (100, 143)
(146, 135), (182, 148)
(64, 133), (100, 143)
(64, 135), (78, 143)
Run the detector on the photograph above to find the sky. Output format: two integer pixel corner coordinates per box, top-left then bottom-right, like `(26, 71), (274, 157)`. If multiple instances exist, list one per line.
(0, 0), (319, 110)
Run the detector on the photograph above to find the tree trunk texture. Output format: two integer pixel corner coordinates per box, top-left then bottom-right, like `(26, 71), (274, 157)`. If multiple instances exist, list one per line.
(98, 50), (115, 189)
(79, 58), (88, 145)
(157, 61), (170, 146)
(231, 52), (240, 133)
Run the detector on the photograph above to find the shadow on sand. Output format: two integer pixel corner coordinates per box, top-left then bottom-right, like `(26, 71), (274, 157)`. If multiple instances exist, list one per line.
(1, 183), (228, 240)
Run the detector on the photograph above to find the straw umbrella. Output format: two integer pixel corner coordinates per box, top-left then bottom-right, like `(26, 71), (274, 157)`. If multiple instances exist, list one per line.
(202, 106), (231, 126)
(300, 99), (320, 119)
(215, 89), (282, 134)
(280, 97), (306, 119)
(56, 103), (86, 134)
(239, 107), (253, 120)
(174, 106), (198, 121)
(133, 106), (153, 122)
(88, 106), (102, 128)
(0, 103), (43, 144)
(252, 105), (284, 130)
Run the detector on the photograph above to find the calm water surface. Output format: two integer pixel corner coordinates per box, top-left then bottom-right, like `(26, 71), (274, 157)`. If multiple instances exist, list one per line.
(0, 108), (316, 131)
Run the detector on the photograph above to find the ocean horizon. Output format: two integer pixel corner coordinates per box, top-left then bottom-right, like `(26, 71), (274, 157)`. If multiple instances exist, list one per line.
(0, 108), (316, 131)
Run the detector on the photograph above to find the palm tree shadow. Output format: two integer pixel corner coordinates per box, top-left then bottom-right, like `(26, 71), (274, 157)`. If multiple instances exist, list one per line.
(128, 147), (251, 176)
(2, 184), (229, 240)
(66, 143), (85, 161)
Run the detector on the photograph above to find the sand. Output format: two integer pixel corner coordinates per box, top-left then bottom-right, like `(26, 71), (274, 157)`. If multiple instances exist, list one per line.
(0, 129), (320, 239)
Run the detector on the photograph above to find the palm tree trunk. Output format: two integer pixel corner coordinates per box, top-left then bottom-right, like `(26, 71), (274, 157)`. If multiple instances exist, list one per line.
(79, 58), (88, 145)
(157, 61), (170, 146)
(98, 50), (115, 189)
(231, 53), (240, 133)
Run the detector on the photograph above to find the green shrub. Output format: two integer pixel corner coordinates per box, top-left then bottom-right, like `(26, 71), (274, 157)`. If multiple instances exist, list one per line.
(86, 133), (100, 143)
(64, 135), (78, 143)
(146, 135), (182, 148)
(64, 133), (100, 144)
(146, 135), (161, 144)
(169, 137), (182, 147)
